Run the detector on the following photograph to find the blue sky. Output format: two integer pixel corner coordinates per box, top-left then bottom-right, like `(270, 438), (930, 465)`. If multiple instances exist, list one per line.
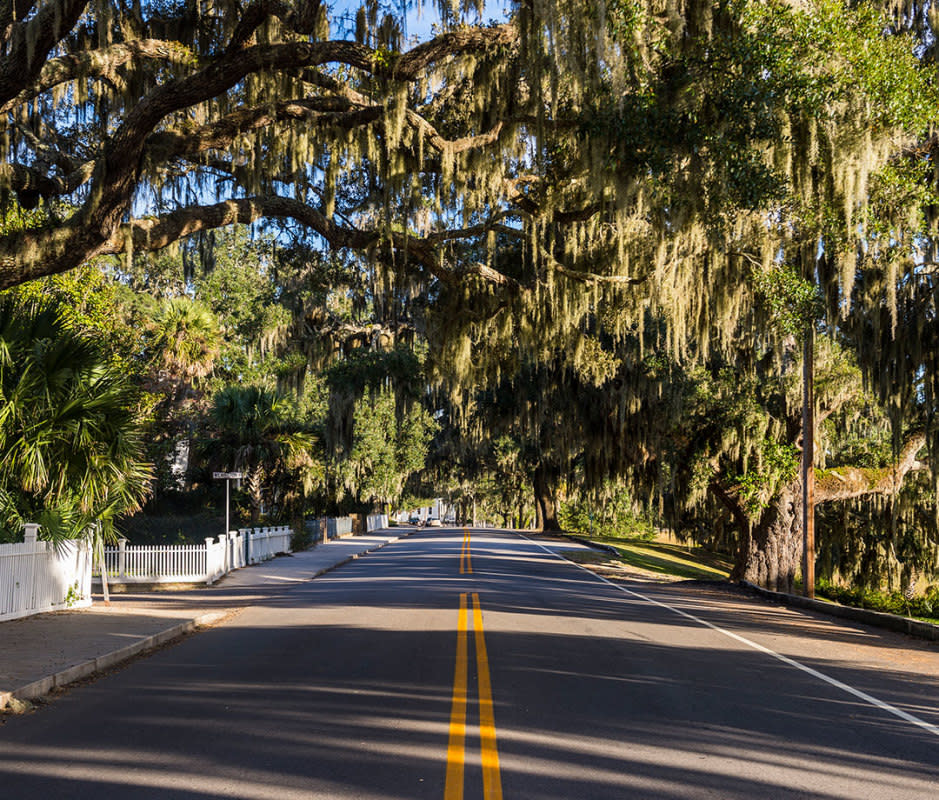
(328, 1), (510, 46)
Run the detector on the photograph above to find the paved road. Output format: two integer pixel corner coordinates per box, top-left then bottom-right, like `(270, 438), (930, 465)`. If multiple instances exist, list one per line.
(1, 529), (937, 798)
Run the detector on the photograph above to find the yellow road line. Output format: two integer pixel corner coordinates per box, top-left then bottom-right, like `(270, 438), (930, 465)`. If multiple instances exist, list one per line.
(472, 593), (503, 800)
(444, 593), (469, 800)
(460, 527), (472, 574)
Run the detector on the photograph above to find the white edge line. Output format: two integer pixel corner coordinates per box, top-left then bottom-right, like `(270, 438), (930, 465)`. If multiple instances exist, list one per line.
(520, 533), (939, 740)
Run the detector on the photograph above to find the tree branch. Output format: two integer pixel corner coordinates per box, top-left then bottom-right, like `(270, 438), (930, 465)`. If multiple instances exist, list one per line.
(111, 197), (377, 255)
(391, 24), (516, 79)
(146, 98), (382, 163)
(709, 479), (752, 535)
(536, 246), (650, 286)
(1, 39), (201, 115)
(405, 111), (504, 156)
(0, 163), (70, 200)
(228, 0), (323, 51)
(553, 264), (651, 285)
(106, 198), (521, 291)
(0, 23), (520, 287)
(815, 431), (928, 504)
(0, 0), (89, 107)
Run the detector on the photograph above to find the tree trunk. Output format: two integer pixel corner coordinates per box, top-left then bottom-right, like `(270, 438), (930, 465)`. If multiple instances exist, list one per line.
(729, 479), (804, 593)
(715, 431), (926, 593)
(246, 466), (263, 525)
(533, 466), (561, 532)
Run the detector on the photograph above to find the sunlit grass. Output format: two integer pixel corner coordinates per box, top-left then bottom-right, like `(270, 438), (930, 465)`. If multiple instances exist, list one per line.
(564, 537), (732, 581)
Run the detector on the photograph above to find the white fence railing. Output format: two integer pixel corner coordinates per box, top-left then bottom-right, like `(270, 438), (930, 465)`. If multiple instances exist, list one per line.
(242, 526), (293, 565)
(0, 525), (92, 622)
(4, 512), (391, 622)
(93, 526), (293, 586)
(366, 513), (389, 532)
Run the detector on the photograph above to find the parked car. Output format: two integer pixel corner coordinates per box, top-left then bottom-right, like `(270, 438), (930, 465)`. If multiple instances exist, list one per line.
(408, 516), (422, 526)
(426, 517), (442, 527)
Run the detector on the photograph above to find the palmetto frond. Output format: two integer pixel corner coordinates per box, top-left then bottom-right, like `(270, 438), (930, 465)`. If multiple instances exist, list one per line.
(0, 296), (152, 543)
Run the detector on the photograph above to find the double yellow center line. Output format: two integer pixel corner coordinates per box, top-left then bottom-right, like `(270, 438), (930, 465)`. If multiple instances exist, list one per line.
(460, 527), (472, 574)
(444, 592), (502, 800)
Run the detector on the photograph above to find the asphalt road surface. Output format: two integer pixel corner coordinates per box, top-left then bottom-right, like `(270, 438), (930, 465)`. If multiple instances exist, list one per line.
(1, 528), (938, 799)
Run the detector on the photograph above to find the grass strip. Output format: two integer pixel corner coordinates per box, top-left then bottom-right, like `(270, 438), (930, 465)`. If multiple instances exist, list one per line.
(565, 537), (732, 581)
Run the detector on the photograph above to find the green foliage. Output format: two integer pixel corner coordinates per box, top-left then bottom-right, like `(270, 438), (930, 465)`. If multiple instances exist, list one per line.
(337, 388), (437, 509)
(605, 0), (646, 43)
(326, 346), (423, 398)
(732, 439), (800, 518)
(0, 295), (152, 543)
(64, 582), (82, 608)
(559, 481), (654, 539)
(149, 296), (222, 382)
(867, 158), (939, 242)
(816, 578), (939, 623)
(752, 266), (823, 338)
(194, 232), (291, 381)
(12, 267), (147, 374)
(206, 384), (323, 521)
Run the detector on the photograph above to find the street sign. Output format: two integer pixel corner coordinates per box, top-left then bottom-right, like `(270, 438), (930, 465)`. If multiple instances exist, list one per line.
(213, 472), (244, 538)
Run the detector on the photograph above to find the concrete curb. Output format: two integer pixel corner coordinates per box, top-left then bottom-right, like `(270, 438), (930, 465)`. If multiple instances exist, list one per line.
(0, 610), (230, 710)
(0, 531), (406, 711)
(739, 581), (939, 642)
(564, 535), (621, 556)
(306, 534), (402, 580)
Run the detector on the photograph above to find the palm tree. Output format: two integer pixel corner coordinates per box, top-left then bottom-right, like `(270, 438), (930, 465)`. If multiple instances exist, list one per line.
(208, 386), (322, 523)
(0, 296), (152, 545)
(145, 296), (223, 490)
(150, 296), (222, 384)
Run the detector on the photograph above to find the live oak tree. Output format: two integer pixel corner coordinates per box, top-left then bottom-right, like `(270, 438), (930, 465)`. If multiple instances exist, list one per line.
(662, 335), (929, 592)
(5, 0), (939, 586)
(0, 0), (518, 286)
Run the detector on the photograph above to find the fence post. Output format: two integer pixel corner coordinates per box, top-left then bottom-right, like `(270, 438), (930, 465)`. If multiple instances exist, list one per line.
(241, 528), (250, 564)
(23, 523), (39, 544)
(230, 531), (239, 569)
(117, 539), (126, 581)
(204, 537), (214, 583)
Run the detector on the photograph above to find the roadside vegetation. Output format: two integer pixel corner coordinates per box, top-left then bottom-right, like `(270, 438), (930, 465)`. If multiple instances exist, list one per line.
(564, 538), (733, 583)
(3, 0), (939, 616)
(814, 580), (939, 625)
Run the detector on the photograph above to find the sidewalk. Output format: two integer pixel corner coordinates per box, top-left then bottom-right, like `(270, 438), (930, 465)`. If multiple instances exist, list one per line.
(0, 530), (406, 710)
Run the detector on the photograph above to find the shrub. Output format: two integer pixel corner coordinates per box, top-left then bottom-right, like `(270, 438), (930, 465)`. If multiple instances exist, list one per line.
(816, 579), (939, 621)
(559, 482), (654, 539)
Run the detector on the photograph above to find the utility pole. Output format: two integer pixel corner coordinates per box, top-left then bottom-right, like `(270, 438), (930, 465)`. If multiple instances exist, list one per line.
(802, 297), (816, 599)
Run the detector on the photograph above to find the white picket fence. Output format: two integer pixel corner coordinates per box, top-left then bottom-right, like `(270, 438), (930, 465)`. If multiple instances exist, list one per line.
(94, 526), (293, 586)
(0, 525), (93, 622)
(366, 513), (389, 532)
(2, 513), (387, 622)
(242, 526), (293, 565)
